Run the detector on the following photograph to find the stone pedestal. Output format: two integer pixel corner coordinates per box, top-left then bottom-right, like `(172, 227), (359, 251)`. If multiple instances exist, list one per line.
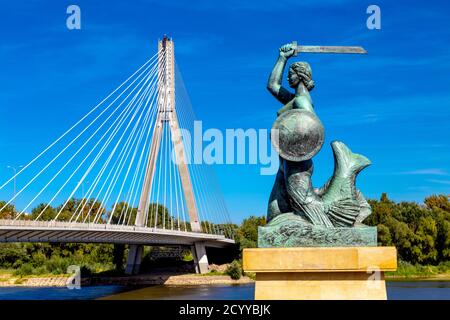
(243, 247), (397, 300)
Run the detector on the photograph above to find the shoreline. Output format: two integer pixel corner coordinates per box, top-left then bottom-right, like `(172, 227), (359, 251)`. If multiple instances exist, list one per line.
(385, 274), (450, 281)
(0, 273), (254, 287)
(1, 272), (450, 288)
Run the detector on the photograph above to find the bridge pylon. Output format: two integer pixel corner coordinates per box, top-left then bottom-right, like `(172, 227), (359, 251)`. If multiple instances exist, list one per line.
(126, 36), (206, 275)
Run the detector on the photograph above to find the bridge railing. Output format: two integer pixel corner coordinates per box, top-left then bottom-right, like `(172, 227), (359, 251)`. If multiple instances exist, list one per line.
(0, 219), (119, 229)
(0, 219), (227, 239)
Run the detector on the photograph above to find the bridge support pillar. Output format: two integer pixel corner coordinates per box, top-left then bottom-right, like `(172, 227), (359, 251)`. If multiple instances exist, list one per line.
(125, 244), (143, 275)
(192, 242), (209, 274)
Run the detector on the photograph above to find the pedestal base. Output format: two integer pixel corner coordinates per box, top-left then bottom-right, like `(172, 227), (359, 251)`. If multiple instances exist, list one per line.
(259, 213), (377, 247)
(243, 247), (397, 300)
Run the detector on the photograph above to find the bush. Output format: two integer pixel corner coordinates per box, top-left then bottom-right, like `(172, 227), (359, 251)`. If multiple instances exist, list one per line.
(182, 251), (193, 262)
(33, 266), (48, 275)
(437, 261), (450, 273)
(225, 260), (242, 280)
(31, 252), (47, 267)
(208, 269), (223, 275)
(244, 272), (256, 280)
(44, 256), (70, 274)
(0, 244), (28, 269)
(13, 264), (34, 277)
(236, 216), (266, 250)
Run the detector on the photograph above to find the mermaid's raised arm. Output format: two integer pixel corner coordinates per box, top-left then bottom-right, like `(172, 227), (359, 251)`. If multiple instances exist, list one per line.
(267, 43), (295, 104)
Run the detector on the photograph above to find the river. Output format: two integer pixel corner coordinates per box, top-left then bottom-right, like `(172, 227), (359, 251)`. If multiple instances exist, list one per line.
(0, 281), (449, 300)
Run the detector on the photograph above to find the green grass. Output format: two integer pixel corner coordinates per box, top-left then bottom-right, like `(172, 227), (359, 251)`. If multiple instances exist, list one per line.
(244, 272), (256, 280)
(0, 269), (14, 275)
(20, 273), (70, 279)
(194, 269), (226, 276)
(14, 278), (26, 285)
(0, 269), (71, 285)
(386, 261), (450, 279)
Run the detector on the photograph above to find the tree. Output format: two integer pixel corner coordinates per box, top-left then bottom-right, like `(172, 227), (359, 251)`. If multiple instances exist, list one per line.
(411, 216), (438, 264)
(365, 194), (395, 226)
(366, 193), (450, 265)
(236, 216), (266, 250)
(54, 198), (105, 222)
(377, 224), (392, 246)
(432, 207), (450, 260)
(0, 243), (28, 268)
(395, 201), (427, 230)
(216, 223), (239, 239)
(147, 203), (173, 228)
(31, 203), (57, 221)
(386, 217), (414, 262)
(425, 194), (450, 212)
(110, 201), (136, 224)
(71, 198), (105, 223)
(0, 201), (15, 219)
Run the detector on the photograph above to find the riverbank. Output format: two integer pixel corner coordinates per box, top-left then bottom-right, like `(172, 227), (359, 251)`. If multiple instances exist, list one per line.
(1, 272), (450, 287)
(0, 272), (254, 287)
(386, 274), (450, 281)
(0, 273), (69, 287)
(385, 261), (450, 280)
(1, 261), (450, 287)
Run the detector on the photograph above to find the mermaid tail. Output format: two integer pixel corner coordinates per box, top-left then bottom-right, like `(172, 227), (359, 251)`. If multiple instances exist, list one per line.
(267, 141), (372, 228)
(284, 159), (334, 228)
(319, 141), (371, 227)
(331, 141), (371, 180)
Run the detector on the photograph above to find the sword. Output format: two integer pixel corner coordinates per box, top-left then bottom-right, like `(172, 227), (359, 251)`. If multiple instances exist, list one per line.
(291, 41), (367, 56)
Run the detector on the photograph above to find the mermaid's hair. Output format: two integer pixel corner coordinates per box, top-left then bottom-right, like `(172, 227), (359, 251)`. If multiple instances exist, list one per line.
(290, 62), (314, 91)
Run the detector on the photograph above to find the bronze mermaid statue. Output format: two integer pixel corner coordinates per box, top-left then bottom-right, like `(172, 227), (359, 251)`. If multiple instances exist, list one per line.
(260, 43), (375, 247)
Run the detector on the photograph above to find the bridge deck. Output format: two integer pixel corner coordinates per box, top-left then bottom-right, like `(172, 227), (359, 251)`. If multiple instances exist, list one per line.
(0, 220), (234, 248)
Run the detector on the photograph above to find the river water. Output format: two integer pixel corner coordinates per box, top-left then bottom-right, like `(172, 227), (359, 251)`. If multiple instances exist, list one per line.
(0, 281), (449, 300)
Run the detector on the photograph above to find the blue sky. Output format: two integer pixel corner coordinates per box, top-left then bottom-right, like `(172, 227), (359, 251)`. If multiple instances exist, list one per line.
(0, 0), (449, 223)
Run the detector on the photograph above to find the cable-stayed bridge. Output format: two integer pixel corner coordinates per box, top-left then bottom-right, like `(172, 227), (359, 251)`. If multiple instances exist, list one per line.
(0, 36), (234, 274)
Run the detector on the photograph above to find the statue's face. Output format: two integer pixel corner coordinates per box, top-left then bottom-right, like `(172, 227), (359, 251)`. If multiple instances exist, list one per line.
(288, 68), (300, 88)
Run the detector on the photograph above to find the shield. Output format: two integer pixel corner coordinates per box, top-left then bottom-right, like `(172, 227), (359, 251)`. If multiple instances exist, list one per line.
(271, 109), (325, 161)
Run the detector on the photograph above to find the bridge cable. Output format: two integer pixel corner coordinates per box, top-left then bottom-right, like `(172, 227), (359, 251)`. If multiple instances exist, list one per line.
(43, 60), (160, 222)
(0, 52), (159, 194)
(2, 55), (160, 216)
